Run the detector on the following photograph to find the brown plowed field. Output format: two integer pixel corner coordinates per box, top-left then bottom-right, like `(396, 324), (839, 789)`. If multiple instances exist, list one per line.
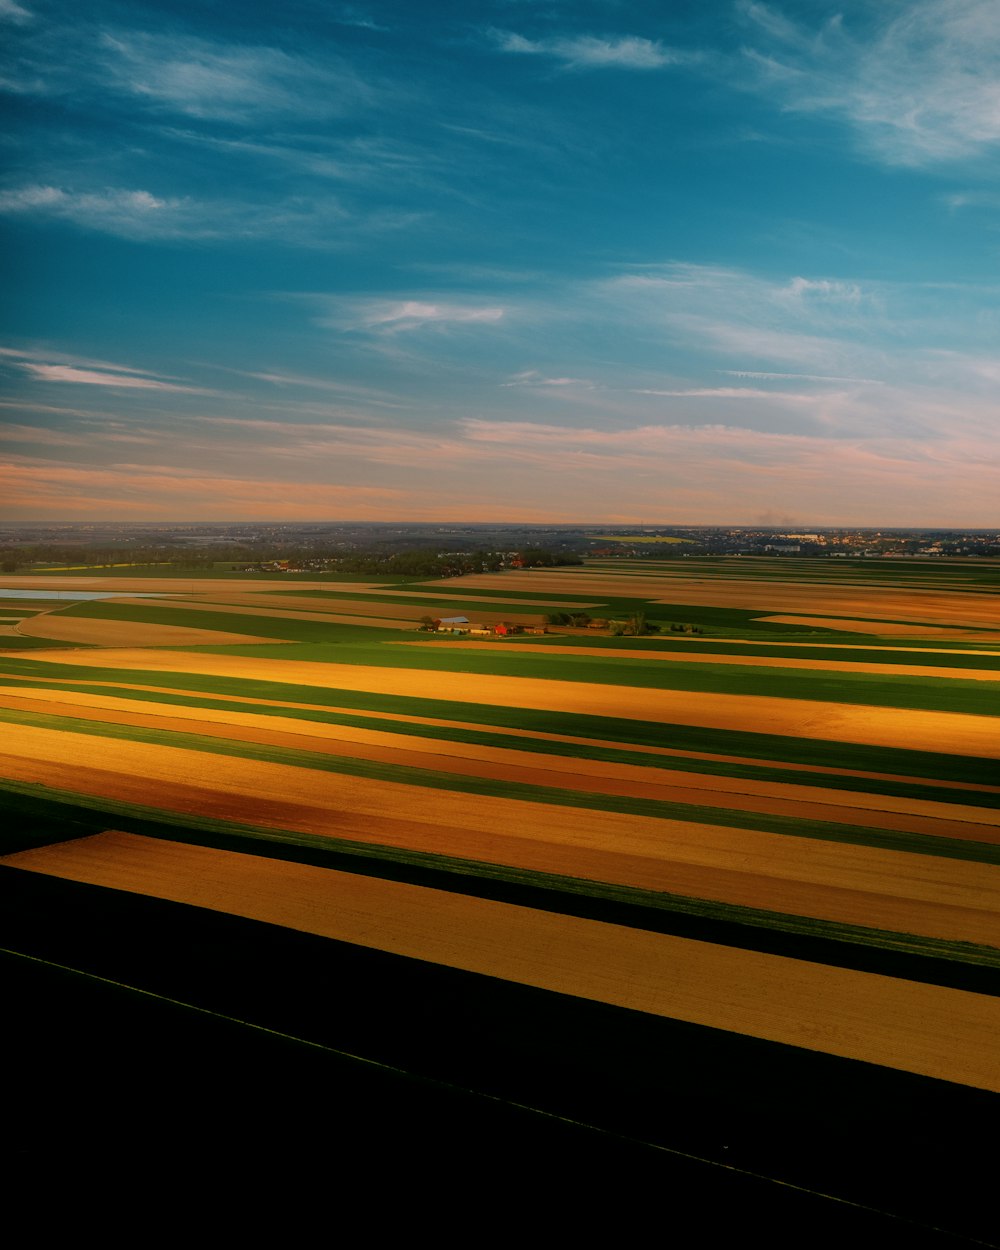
(2, 722), (999, 945)
(19, 649), (1000, 759)
(15, 615), (274, 648)
(400, 640), (1000, 682)
(5, 831), (998, 1091)
(3, 686), (997, 841)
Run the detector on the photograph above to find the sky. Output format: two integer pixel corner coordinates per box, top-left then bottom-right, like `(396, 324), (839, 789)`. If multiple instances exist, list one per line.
(2, 0), (999, 525)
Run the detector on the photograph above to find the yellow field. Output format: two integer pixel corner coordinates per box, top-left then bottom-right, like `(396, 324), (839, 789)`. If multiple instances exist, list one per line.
(7, 830), (998, 1091)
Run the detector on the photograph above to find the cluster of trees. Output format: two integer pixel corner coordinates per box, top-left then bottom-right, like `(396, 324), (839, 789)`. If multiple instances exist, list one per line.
(610, 611), (658, 637)
(327, 547), (582, 578)
(544, 611), (595, 627)
(544, 609), (660, 636)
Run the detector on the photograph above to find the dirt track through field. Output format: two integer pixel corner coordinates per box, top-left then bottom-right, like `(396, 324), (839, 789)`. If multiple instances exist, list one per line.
(2, 722), (999, 945)
(400, 640), (1000, 682)
(7, 672), (1000, 795)
(17, 649), (1000, 759)
(2, 686), (996, 842)
(5, 831), (998, 1091)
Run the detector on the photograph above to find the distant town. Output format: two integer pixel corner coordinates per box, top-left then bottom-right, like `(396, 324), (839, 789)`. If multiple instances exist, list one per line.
(1, 521), (999, 576)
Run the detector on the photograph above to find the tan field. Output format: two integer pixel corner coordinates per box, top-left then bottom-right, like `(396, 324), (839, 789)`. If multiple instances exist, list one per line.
(5, 831), (998, 1091)
(0, 575), (385, 593)
(182, 591), (550, 621)
(3, 719), (999, 946)
(2, 685), (997, 842)
(652, 637), (1000, 657)
(16, 648), (1000, 759)
(757, 615), (998, 636)
(401, 639), (1000, 682)
(112, 594), (425, 621)
(14, 614), (275, 648)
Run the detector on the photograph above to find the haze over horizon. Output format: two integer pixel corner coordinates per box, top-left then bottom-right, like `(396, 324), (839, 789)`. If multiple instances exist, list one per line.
(3, 1), (999, 525)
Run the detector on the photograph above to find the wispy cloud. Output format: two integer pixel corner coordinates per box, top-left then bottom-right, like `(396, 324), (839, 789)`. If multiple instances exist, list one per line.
(0, 346), (163, 376)
(99, 31), (375, 122)
(0, 0), (32, 24)
(1, 459), (406, 521)
(740, 0), (1000, 165)
(492, 30), (685, 71)
(1, 348), (211, 393)
(720, 370), (885, 385)
(630, 387), (816, 401)
(0, 184), (198, 239)
(0, 423), (84, 445)
(19, 363), (209, 392)
(222, 368), (406, 407)
(503, 370), (594, 388)
(340, 299), (506, 334)
(0, 181), (415, 245)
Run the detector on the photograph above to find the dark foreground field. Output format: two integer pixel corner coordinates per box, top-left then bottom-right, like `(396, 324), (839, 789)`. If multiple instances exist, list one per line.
(4, 865), (995, 1246)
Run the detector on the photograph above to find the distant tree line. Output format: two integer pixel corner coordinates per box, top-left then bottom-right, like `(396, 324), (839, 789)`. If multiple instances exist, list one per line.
(327, 548), (582, 578)
(0, 541), (583, 578)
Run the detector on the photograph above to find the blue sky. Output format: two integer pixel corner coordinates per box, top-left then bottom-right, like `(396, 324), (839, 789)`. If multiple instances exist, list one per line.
(2, 0), (999, 523)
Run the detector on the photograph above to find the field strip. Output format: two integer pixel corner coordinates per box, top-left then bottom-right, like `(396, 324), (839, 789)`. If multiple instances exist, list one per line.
(398, 641), (1000, 682)
(5, 831), (999, 1091)
(2, 687), (997, 841)
(16, 615), (275, 648)
(0, 576), (387, 593)
(170, 592), (435, 612)
(173, 593), (549, 624)
(757, 615), (1000, 637)
(359, 589), (602, 608)
(628, 639), (1000, 658)
(111, 595), (428, 623)
(2, 727), (999, 944)
(17, 650), (1000, 759)
(422, 573), (1000, 627)
(6, 672), (1000, 794)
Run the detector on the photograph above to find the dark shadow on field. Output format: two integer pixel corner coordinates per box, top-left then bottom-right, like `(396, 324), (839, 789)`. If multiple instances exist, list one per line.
(1, 869), (994, 1246)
